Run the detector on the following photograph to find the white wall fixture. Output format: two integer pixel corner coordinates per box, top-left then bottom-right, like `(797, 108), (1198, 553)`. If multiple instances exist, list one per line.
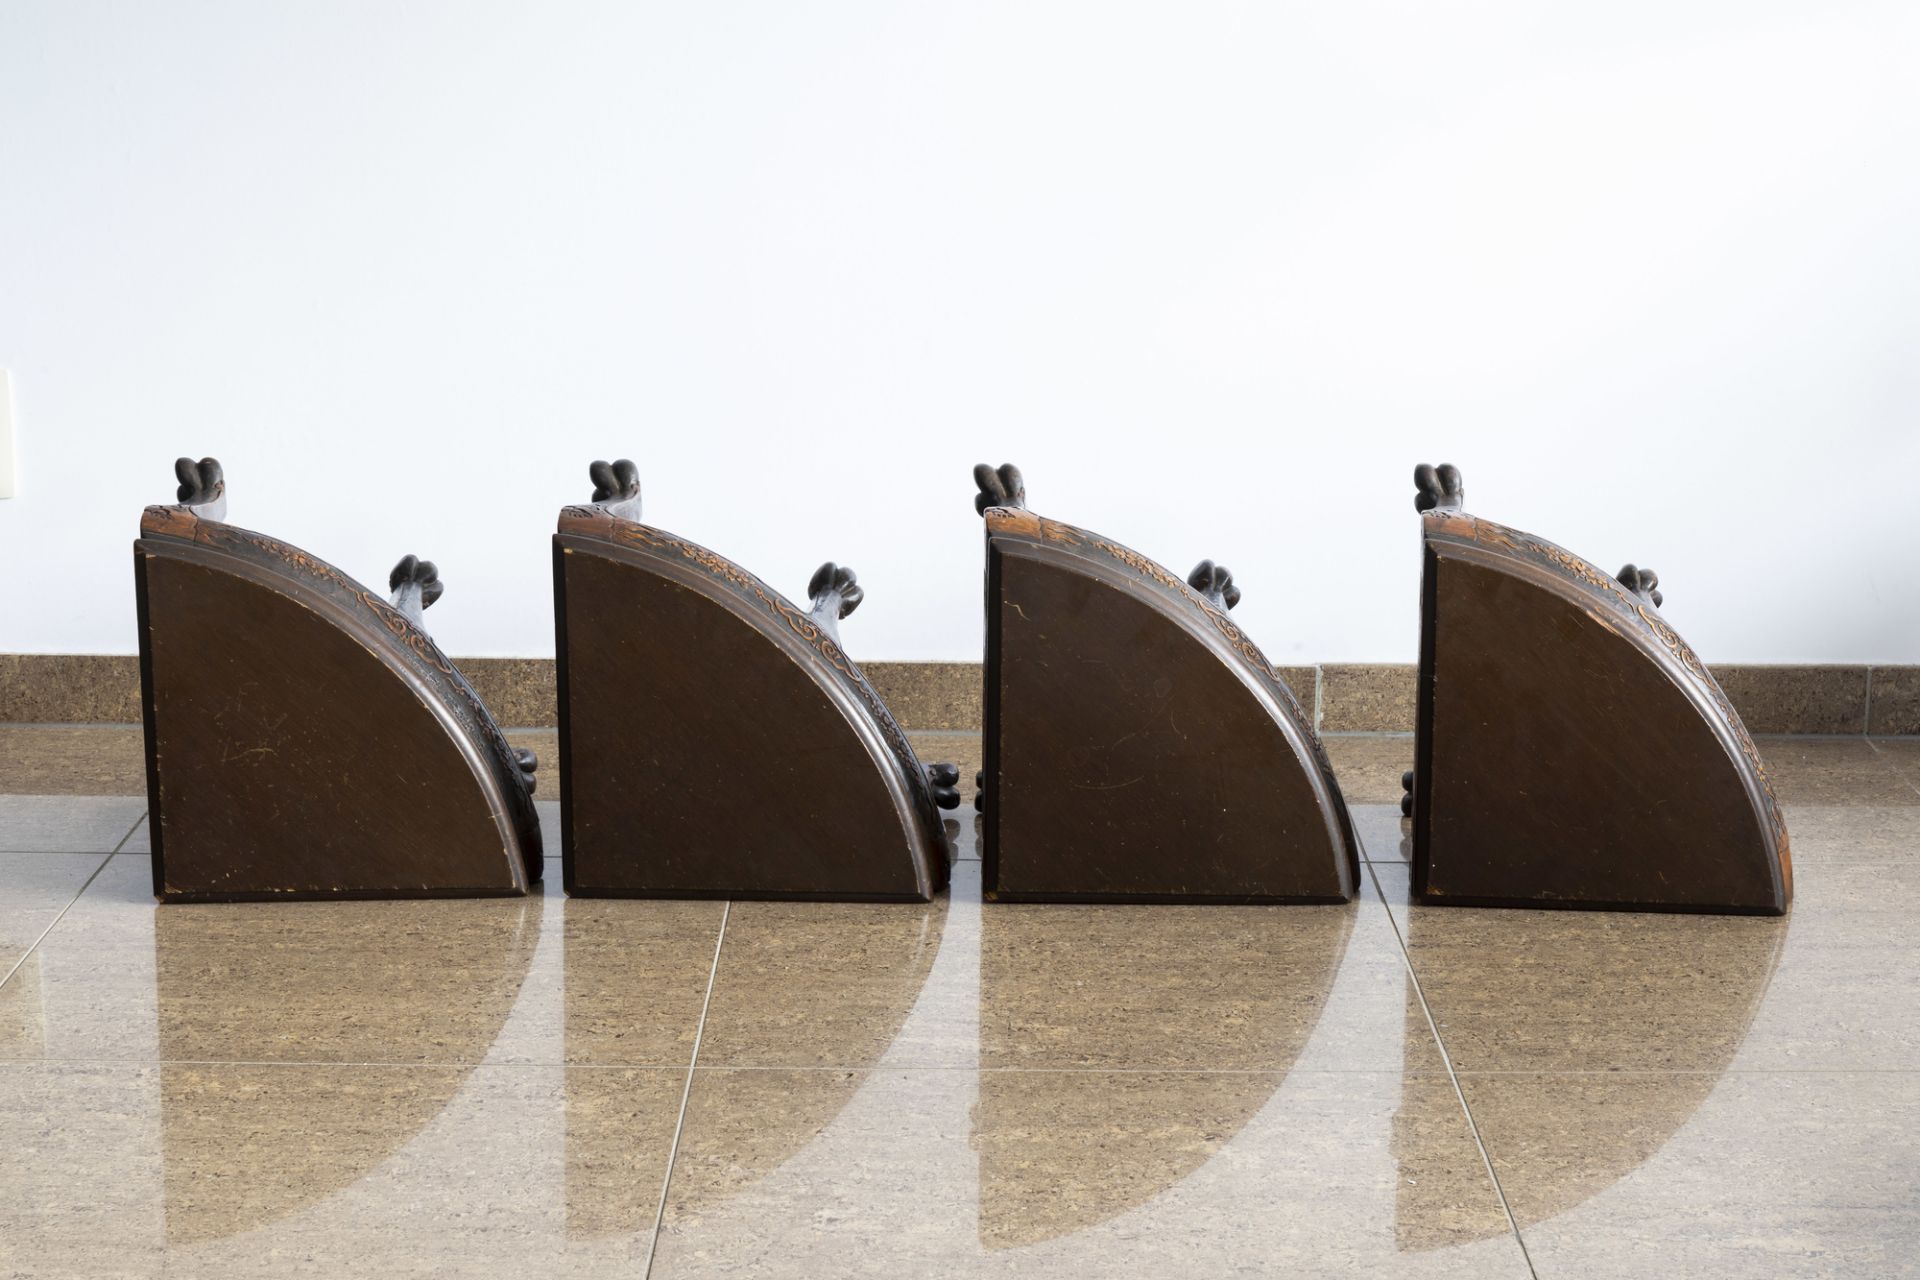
(0, 370), (15, 499)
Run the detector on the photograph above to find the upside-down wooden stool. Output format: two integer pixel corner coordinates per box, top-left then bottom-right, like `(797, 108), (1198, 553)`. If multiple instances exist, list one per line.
(552, 459), (959, 901)
(1403, 463), (1790, 914)
(973, 463), (1357, 903)
(134, 458), (542, 902)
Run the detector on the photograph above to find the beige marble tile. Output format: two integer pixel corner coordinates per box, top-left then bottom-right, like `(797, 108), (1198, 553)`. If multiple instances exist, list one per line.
(1351, 803), (1411, 862)
(975, 864), (1441, 1074)
(0, 854), (723, 1068)
(1866, 737), (1920, 793)
(1759, 737), (1919, 805)
(0, 793), (146, 850)
(0, 852), (107, 975)
(1324, 734), (1414, 804)
(699, 893), (964, 1069)
(558, 896), (728, 1065)
(650, 1067), (1530, 1278)
(1376, 862), (1789, 1072)
(1379, 859), (1920, 1073)
(1460, 1070), (1920, 1278)
(1714, 664), (1868, 735)
(693, 861), (1441, 1076)
(1319, 664), (1417, 732)
(1781, 804), (1920, 862)
(0, 724), (148, 795)
(0, 1060), (682, 1277)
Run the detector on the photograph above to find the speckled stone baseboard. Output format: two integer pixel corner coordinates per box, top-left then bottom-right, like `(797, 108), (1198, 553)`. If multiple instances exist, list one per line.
(0, 654), (141, 723)
(1317, 664), (1418, 733)
(2, 655), (1914, 734)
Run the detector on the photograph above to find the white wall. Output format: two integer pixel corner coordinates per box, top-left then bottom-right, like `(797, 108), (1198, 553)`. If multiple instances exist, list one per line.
(2, 0), (1915, 663)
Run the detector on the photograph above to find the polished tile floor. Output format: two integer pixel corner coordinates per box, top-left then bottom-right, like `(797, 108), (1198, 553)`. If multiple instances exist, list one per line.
(1, 729), (1918, 1277)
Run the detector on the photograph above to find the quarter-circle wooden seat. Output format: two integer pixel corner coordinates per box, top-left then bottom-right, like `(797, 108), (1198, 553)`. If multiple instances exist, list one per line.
(134, 458), (541, 901)
(973, 463), (1358, 903)
(1405, 462), (1791, 914)
(552, 459), (957, 901)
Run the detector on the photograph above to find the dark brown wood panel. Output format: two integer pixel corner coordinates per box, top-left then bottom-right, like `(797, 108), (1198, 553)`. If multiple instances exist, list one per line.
(553, 478), (951, 902)
(977, 486), (1357, 904)
(1408, 487), (1790, 915)
(137, 540), (534, 901)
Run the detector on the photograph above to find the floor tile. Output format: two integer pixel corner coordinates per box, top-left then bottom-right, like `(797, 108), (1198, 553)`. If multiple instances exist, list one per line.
(1462, 1070), (1920, 1278)
(0, 852), (107, 976)
(1351, 803), (1410, 862)
(1760, 737), (1919, 805)
(699, 891), (965, 1069)
(1867, 737), (1920, 792)
(1323, 735), (1413, 804)
(0, 724), (146, 795)
(0, 854), (724, 1068)
(536, 798), (560, 853)
(0, 1059), (682, 1277)
(976, 864), (1441, 1074)
(695, 861), (1442, 1076)
(0, 794), (145, 852)
(1782, 804), (1920, 862)
(948, 812), (981, 860)
(557, 896), (728, 1065)
(650, 1067), (1530, 1278)
(1378, 860), (1920, 1073)
(122, 814), (150, 853)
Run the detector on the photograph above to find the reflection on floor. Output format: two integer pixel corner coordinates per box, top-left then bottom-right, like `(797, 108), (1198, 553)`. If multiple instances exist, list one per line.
(1, 729), (1918, 1277)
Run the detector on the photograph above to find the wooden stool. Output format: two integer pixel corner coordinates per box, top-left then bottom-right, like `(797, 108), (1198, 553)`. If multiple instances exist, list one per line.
(1404, 463), (1790, 914)
(974, 463), (1357, 903)
(553, 459), (958, 900)
(135, 458), (541, 901)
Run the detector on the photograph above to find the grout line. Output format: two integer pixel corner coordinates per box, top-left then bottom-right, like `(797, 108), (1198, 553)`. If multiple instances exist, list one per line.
(0, 854), (114, 995)
(1861, 738), (1920, 802)
(1363, 860), (1540, 1280)
(643, 899), (731, 1280)
(110, 811), (146, 854)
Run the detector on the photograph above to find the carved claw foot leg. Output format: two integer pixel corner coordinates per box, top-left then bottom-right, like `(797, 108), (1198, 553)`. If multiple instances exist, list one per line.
(1187, 560), (1243, 610)
(972, 463), (1026, 514)
(806, 562), (864, 643)
(1617, 563), (1664, 608)
(388, 555), (445, 626)
(926, 762), (962, 810)
(1413, 463), (1465, 513)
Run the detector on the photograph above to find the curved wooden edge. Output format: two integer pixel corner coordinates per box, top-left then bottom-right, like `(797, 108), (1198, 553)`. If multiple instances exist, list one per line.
(1415, 508), (1791, 912)
(139, 505), (543, 892)
(982, 505), (1360, 895)
(555, 506), (949, 899)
